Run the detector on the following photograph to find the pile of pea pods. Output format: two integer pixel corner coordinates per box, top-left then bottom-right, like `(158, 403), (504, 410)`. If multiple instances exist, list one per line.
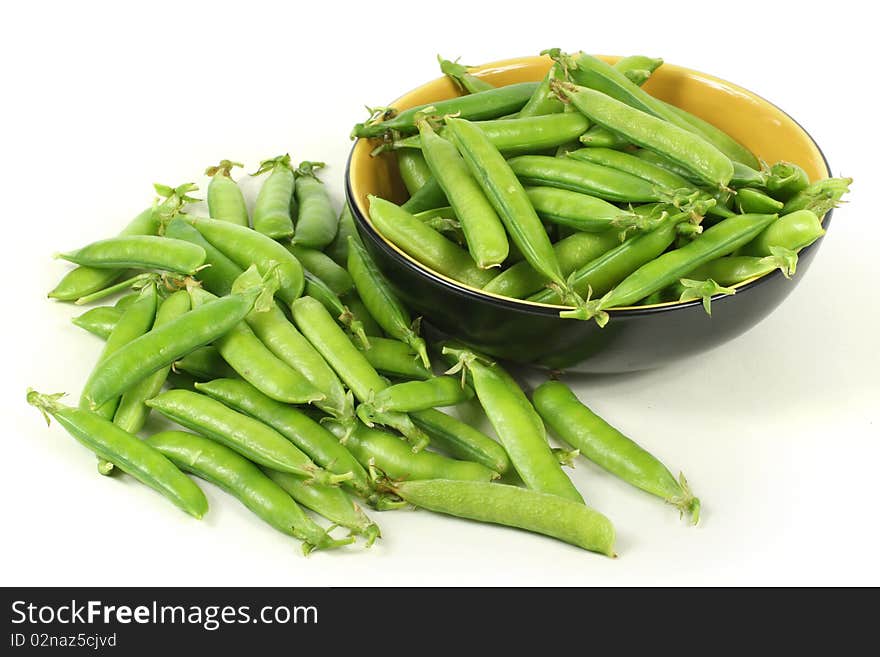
(358, 51), (850, 324)
(28, 50), (850, 559)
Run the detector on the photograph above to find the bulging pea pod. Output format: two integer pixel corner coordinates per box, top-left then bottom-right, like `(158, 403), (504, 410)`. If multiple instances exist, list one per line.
(303, 270), (371, 350)
(145, 430), (352, 554)
(355, 336), (433, 381)
(397, 150), (432, 195)
(48, 183), (198, 302)
(358, 376), (474, 420)
(410, 408), (511, 475)
(347, 237), (430, 368)
(56, 235), (207, 275)
(293, 161), (338, 248)
(735, 187), (785, 214)
(251, 154), (296, 239)
(442, 345), (583, 503)
(27, 391), (208, 519)
(533, 380), (700, 524)
(523, 186), (646, 236)
(739, 209), (824, 257)
(72, 306), (123, 340)
(518, 60), (566, 118)
(438, 55), (495, 94)
(263, 468), (380, 546)
(189, 285), (324, 405)
(351, 81), (540, 138)
(782, 177), (852, 218)
(205, 160), (249, 226)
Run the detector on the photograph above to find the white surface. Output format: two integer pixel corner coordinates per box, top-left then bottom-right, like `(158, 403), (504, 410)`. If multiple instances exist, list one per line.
(2, 0), (877, 587)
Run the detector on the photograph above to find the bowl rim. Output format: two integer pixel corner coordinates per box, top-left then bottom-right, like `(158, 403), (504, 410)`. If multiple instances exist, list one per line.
(345, 55), (833, 319)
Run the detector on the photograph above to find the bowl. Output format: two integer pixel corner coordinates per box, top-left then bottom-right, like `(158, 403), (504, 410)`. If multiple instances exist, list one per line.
(345, 55), (831, 373)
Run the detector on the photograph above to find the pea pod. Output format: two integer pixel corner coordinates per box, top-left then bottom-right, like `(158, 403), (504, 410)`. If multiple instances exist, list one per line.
(679, 247), (800, 288)
(556, 81), (734, 187)
(731, 161), (769, 188)
(524, 186), (642, 234)
(72, 306), (122, 340)
(287, 244), (353, 295)
(324, 205), (361, 267)
(205, 160), (249, 226)
(164, 217), (244, 296)
(566, 147), (693, 191)
(443, 346), (582, 503)
(290, 296), (429, 451)
(410, 408), (510, 475)
(517, 62), (565, 118)
(293, 161), (338, 248)
(302, 270), (370, 349)
(578, 126), (631, 149)
(348, 237), (430, 367)
(400, 176), (449, 214)
(438, 56), (495, 94)
(397, 150), (432, 194)
(325, 420), (497, 483)
(58, 236), (206, 275)
(252, 154), (296, 239)
(355, 336), (433, 380)
(194, 379), (370, 499)
(367, 196), (495, 288)
(361, 376), (474, 416)
(534, 380), (700, 523)
(766, 162), (810, 201)
(735, 188), (784, 214)
(781, 177), (852, 218)
(740, 209), (824, 257)
(614, 55), (664, 86)
(573, 213), (779, 324)
(484, 230), (621, 299)
(418, 117), (508, 268)
(27, 391), (207, 519)
(351, 82), (539, 138)
(146, 430), (350, 553)
(172, 346), (238, 381)
(507, 155), (663, 202)
(388, 479), (615, 556)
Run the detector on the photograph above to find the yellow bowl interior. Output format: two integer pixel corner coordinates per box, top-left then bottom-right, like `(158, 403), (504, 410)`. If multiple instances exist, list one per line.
(348, 55), (830, 309)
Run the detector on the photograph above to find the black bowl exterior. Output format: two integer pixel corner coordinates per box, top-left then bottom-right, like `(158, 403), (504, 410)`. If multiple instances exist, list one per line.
(346, 161), (831, 374)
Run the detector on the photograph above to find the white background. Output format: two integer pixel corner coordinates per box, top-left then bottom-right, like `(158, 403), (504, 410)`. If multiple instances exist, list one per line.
(2, 0), (877, 586)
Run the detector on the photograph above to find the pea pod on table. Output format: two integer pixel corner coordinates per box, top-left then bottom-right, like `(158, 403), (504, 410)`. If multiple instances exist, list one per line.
(72, 305), (123, 340)
(164, 216), (244, 297)
(355, 336), (433, 380)
(173, 346), (238, 381)
(358, 376), (474, 424)
(205, 160), (249, 226)
(410, 408), (510, 475)
(58, 235), (207, 275)
(251, 154), (296, 239)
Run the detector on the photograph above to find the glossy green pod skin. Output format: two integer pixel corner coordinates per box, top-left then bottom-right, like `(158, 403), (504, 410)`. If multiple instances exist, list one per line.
(355, 337), (433, 380)
(72, 306), (123, 340)
(58, 236), (206, 275)
(517, 63), (566, 118)
(172, 346), (238, 381)
(439, 56), (495, 94)
(293, 161), (338, 249)
(324, 205), (361, 267)
(397, 150), (433, 194)
(740, 210), (824, 257)
(205, 160), (249, 226)
(410, 408), (510, 474)
(164, 217), (244, 297)
(735, 188), (784, 214)
(400, 176), (449, 214)
(252, 155), (296, 239)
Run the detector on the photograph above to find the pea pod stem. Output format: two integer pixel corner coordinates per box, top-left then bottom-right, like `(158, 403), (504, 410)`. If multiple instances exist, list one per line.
(438, 56), (495, 94)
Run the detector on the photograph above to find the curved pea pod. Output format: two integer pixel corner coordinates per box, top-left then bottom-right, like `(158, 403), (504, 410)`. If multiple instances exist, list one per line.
(189, 286), (324, 405)
(781, 177), (852, 218)
(287, 244), (353, 295)
(361, 376), (474, 417)
(735, 188), (784, 214)
(113, 290), (192, 434)
(730, 161), (769, 189)
(765, 162), (810, 201)
(27, 391), (208, 519)
(417, 117), (508, 268)
(573, 213), (779, 325)
(518, 62), (565, 118)
(438, 56), (495, 94)
(163, 216), (243, 296)
(172, 346), (238, 381)
(57, 236), (206, 274)
(739, 209), (824, 257)
(347, 237), (430, 368)
(355, 336), (432, 380)
(389, 479), (615, 556)
(397, 150), (432, 194)
(410, 408), (510, 475)
(681, 247), (800, 287)
(534, 380), (699, 523)
(195, 378), (369, 499)
(578, 125), (631, 150)
(263, 468), (380, 546)
(302, 270), (370, 349)
(205, 160), (249, 226)
(484, 230), (621, 299)
(524, 186), (643, 234)
(566, 146), (694, 191)
(290, 296), (429, 452)
(351, 82), (540, 138)
(145, 389), (346, 486)
(72, 306), (122, 340)
(293, 161), (338, 248)
(183, 215), (304, 304)
(324, 205), (361, 267)
(555, 82), (734, 187)
(80, 279), (269, 408)
(146, 430), (351, 554)
(367, 196), (495, 288)
(325, 420), (498, 483)
(442, 346), (582, 503)
(507, 155), (663, 203)
(400, 176), (449, 214)
(251, 154), (296, 239)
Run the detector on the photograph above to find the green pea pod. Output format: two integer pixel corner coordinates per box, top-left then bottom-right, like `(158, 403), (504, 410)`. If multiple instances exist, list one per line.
(446, 118), (574, 301)
(367, 196), (495, 288)
(194, 378), (369, 499)
(302, 270), (370, 349)
(252, 154), (296, 239)
(766, 162), (810, 201)
(57, 235), (206, 275)
(566, 147), (693, 191)
(400, 176), (449, 213)
(146, 430), (350, 553)
(72, 306), (123, 340)
(27, 391), (208, 519)
(163, 216), (244, 296)
(293, 161), (338, 248)
(739, 209), (824, 257)
(614, 55), (664, 86)
(574, 213), (779, 324)
(578, 126), (631, 149)
(524, 186), (642, 233)
(205, 160), (249, 226)
(680, 248), (800, 287)
(287, 244), (353, 295)
(389, 479), (615, 556)
(324, 205), (361, 267)
(397, 150), (432, 194)
(438, 56), (495, 94)
(484, 230), (621, 299)
(442, 346), (582, 503)
(183, 215), (304, 304)
(325, 420), (497, 483)
(659, 101), (761, 170)
(262, 468), (380, 546)
(81, 279), (269, 408)
(363, 376), (474, 415)
(355, 337), (432, 380)
(113, 290), (191, 434)
(409, 408), (510, 475)
(507, 155), (663, 202)
(730, 161), (769, 189)
(352, 82), (539, 138)
(189, 286), (324, 405)
(735, 188), (784, 214)
(347, 237), (430, 368)
(556, 82), (734, 187)
(517, 62), (565, 118)
(418, 117), (508, 268)
(534, 380), (700, 523)
(781, 177), (852, 218)
(172, 346), (238, 381)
